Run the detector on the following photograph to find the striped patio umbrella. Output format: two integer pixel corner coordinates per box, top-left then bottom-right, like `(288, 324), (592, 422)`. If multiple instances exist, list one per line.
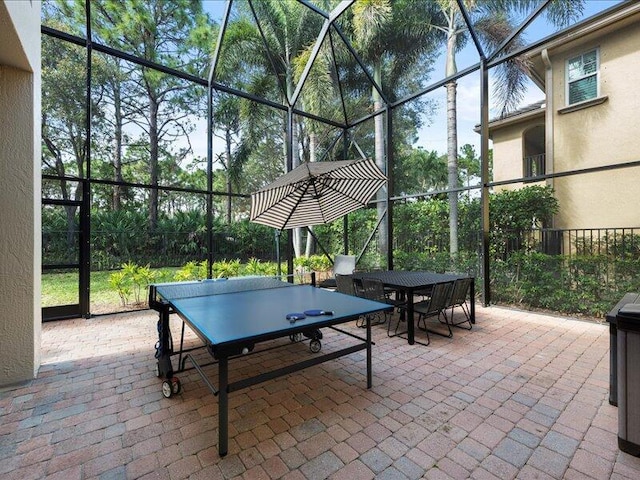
(250, 158), (387, 230)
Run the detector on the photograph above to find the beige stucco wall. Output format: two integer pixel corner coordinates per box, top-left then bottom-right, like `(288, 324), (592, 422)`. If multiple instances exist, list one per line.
(553, 168), (640, 229)
(548, 18), (640, 229)
(490, 115), (545, 191)
(490, 11), (640, 230)
(490, 123), (522, 189)
(0, 1), (42, 385)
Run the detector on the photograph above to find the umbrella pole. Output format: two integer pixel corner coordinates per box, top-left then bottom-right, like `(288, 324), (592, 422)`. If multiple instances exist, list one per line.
(275, 230), (281, 277)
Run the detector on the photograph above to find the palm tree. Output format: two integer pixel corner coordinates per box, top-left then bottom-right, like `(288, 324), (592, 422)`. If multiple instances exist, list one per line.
(394, 147), (448, 196)
(350, 0), (440, 262)
(245, 0), (325, 257)
(428, 0), (584, 256)
(292, 40), (340, 257)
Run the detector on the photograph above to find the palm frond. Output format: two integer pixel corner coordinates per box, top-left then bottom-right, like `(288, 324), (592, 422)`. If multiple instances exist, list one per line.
(473, 14), (531, 117)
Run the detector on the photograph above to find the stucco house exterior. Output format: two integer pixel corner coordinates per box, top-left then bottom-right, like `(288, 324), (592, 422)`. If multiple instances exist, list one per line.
(0, 1), (42, 385)
(486, 1), (640, 231)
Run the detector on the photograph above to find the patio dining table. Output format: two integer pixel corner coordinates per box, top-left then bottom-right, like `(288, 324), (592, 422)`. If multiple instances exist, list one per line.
(352, 270), (475, 345)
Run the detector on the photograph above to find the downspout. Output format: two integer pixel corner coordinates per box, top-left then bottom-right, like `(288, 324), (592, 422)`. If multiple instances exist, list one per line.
(541, 48), (554, 226)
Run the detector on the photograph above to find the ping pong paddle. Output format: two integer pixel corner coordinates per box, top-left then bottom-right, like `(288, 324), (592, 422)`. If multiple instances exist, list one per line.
(303, 309), (334, 316)
(286, 313), (306, 323)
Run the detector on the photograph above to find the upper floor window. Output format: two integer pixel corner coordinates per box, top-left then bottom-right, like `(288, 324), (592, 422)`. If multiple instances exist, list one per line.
(566, 49), (599, 105)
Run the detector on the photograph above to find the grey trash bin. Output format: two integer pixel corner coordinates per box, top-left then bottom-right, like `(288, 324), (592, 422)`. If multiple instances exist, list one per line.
(607, 293), (640, 406)
(617, 303), (640, 457)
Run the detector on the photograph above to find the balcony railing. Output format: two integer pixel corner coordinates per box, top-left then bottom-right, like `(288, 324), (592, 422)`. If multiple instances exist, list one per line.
(524, 153), (545, 179)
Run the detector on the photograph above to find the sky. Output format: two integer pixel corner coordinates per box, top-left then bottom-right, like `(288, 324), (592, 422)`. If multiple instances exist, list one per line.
(195, 0), (624, 166)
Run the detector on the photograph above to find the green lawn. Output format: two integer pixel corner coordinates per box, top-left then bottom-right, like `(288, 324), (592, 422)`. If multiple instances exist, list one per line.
(42, 268), (178, 314)
(42, 271), (80, 306)
(43, 263), (328, 315)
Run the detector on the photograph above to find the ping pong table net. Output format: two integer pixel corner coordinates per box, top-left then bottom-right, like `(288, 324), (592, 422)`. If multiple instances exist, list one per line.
(152, 276), (295, 303)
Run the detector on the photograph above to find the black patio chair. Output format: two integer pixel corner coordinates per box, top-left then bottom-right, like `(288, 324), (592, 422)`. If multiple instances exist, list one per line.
(335, 273), (357, 296)
(447, 277), (473, 330)
(413, 271), (455, 300)
(356, 277), (405, 327)
(413, 281), (454, 345)
(317, 255), (356, 290)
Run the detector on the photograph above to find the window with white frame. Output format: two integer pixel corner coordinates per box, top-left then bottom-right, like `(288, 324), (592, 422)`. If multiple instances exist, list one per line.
(566, 49), (599, 105)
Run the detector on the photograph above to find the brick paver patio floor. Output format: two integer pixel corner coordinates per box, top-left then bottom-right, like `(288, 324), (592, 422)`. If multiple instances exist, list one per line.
(2, 305), (640, 479)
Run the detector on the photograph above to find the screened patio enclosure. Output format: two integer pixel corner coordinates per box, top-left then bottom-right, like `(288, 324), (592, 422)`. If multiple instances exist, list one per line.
(40, 0), (639, 319)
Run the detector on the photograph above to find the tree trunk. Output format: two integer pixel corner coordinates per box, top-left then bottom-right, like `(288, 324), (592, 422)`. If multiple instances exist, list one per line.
(58, 144), (77, 251)
(112, 78), (123, 211)
(43, 127), (78, 256)
(446, 27), (459, 257)
(305, 131), (317, 257)
(225, 128), (232, 224)
(446, 81), (459, 256)
(373, 65), (387, 261)
(149, 95), (159, 232)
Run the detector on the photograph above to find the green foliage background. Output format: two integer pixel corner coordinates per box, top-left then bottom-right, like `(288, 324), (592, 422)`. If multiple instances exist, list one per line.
(43, 185), (640, 318)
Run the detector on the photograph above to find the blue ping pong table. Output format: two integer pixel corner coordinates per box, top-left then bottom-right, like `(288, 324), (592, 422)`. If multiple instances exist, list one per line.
(149, 276), (392, 456)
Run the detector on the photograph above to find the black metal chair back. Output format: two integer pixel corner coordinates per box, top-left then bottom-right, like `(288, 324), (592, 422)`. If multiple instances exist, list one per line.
(335, 274), (356, 296)
(413, 281), (454, 343)
(359, 278), (387, 302)
(448, 277), (472, 329)
(421, 281), (453, 316)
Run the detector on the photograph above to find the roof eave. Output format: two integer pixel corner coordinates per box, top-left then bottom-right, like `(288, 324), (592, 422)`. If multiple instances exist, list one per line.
(475, 106), (546, 136)
(525, 2), (640, 86)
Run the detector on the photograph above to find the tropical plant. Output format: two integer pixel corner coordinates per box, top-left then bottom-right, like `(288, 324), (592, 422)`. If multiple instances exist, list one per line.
(213, 259), (242, 278)
(350, 0), (441, 260)
(123, 262), (157, 303)
(244, 257), (267, 275)
(108, 270), (131, 306)
(425, 0), (584, 256)
(108, 261), (157, 306)
(394, 147), (448, 196)
(173, 260), (207, 281)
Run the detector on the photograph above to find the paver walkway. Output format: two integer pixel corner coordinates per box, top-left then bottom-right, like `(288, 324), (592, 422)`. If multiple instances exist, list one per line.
(2, 305), (640, 479)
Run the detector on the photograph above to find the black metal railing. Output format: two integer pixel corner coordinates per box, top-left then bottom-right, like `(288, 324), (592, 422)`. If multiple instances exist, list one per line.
(524, 153), (545, 179)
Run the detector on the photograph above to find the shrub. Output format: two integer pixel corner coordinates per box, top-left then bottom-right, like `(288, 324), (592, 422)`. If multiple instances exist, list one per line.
(108, 262), (157, 306)
(213, 259), (241, 278)
(108, 270), (131, 306)
(173, 261), (205, 281)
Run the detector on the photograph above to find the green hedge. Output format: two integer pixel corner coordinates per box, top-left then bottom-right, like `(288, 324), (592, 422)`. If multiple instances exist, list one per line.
(491, 252), (640, 317)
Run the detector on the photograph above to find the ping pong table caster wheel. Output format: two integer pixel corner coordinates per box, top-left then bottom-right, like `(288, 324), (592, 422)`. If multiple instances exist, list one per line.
(289, 333), (302, 342)
(162, 377), (181, 398)
(309, 339), (321, 353)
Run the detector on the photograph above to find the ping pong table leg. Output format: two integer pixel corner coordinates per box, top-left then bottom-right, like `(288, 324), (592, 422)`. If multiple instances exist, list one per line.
(157, 307), (173, 379)
(218, 356), (229, 457)
(366, 314), (372, 389)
